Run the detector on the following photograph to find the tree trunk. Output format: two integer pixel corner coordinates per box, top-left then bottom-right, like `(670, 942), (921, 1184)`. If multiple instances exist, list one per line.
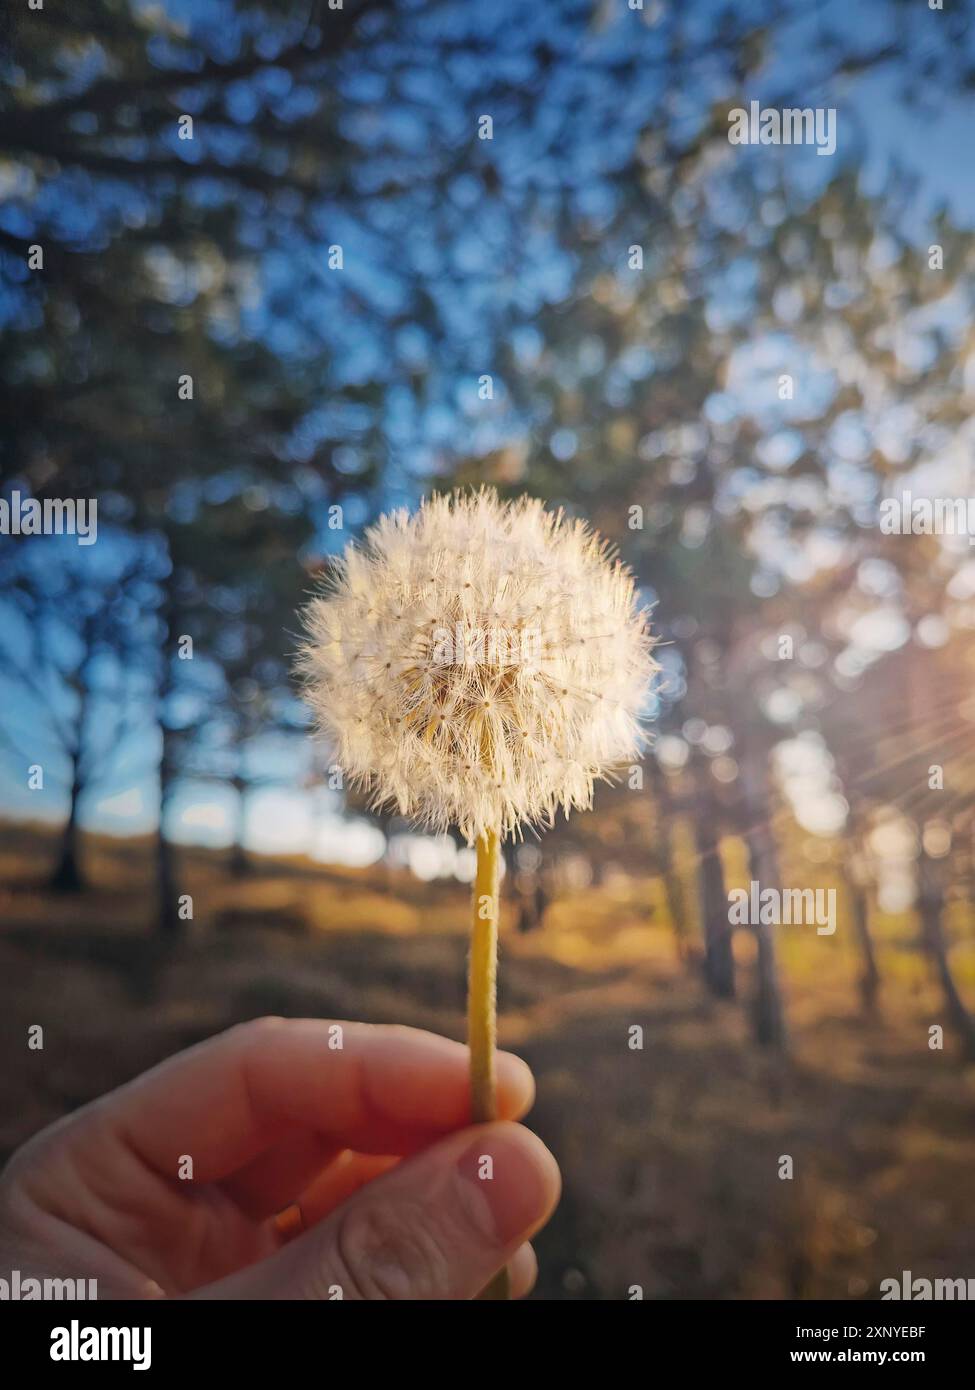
(515, 874), (548, 934)
(50, 768), (84, 892)
(156, 727), (181, 933)
(741, 747), (786, 1049)
(918, 847), (975, 1060)
(695, 768), (734, 998)
(50, 662), (94, 894)
(229, 774), (249, 878)
(849, 874), (880, 1013)
(156, 568), (182, 934)
(844, 806), (881, 1014)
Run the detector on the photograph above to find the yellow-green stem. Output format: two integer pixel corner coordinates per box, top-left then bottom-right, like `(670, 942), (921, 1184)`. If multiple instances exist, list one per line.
(469, 828), (509, 1300)
(469, 828), (501, 1123)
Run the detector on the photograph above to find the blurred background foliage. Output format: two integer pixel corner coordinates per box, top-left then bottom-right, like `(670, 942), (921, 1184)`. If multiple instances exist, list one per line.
(3, 0), (975, 1299)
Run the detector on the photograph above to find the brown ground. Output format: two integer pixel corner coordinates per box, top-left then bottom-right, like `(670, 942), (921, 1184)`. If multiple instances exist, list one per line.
(2, 822), (974, 1299)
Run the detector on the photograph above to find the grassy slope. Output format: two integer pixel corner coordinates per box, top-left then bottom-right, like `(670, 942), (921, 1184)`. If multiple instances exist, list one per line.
(2, 821), (974, 1299)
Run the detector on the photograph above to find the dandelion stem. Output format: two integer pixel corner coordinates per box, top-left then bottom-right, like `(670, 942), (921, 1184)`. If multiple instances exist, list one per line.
(469, 826), (510, 1300)
(469, 828), (500, 1123)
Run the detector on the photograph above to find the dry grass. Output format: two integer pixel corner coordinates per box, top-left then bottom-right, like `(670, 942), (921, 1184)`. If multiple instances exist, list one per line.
(2, 821), (974, 1299)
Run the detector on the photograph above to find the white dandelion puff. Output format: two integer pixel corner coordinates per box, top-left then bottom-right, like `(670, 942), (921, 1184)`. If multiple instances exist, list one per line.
(297, 487), (657, 844)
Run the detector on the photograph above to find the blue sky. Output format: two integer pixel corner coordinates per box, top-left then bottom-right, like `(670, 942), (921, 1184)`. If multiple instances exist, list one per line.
(2, 0), (974, 870)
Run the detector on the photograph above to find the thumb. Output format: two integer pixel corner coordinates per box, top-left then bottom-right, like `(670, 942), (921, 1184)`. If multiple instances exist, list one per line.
(193, 1122), (560, 1301)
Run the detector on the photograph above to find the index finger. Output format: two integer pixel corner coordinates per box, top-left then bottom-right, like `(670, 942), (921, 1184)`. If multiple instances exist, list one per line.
(97, 1019), (535, 1182)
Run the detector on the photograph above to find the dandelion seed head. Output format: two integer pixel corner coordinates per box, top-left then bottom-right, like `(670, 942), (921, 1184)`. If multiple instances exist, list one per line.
(298, 488), (657, 843)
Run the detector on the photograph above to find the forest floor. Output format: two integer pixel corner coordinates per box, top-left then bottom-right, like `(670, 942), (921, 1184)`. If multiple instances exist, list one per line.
(2, 822), (974, 1299)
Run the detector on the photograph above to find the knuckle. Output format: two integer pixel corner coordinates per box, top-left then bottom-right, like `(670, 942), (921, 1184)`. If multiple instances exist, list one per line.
(334, 1199), (454, 1300)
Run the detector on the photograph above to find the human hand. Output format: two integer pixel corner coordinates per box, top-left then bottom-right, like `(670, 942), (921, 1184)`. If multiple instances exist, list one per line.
(0, 1018), (560, 1300)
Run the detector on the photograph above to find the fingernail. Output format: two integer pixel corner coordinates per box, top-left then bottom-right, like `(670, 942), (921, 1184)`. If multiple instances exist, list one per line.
(456, 1123), (560, 1245)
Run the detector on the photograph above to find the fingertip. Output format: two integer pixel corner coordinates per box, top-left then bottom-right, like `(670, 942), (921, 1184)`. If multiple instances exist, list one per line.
(508, 1242), (538, 1299)
(495, 1051), (535, 1118)
(457, 1121), (561, 1245)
